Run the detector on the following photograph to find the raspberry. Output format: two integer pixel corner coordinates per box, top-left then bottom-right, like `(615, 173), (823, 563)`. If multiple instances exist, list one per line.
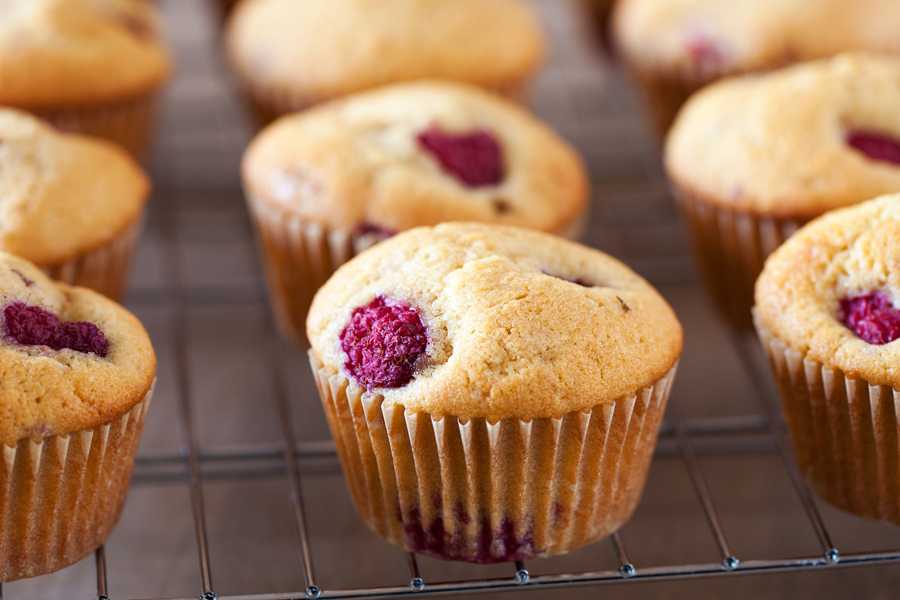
(355, 223), (397, 239)
(4, 302), (109, 356)
(340, 296), (428, 389)
(846, 131), (900, 166)
(840, 292), (900, 345)
(417, 126), (505, 188)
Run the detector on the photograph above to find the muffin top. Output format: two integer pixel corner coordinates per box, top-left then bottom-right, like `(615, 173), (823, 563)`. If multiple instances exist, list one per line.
(756, 194), (900, 387)
(614, 0), (900, 75)
(308, 223), (683, 421)
(242, 81), (588, 235)
(225, 0), (546, 101)
(0, 0), (173, 109)
(666, 53), (900, 218)
(0, 108), (149, 266)
(0, 253), (156, 445)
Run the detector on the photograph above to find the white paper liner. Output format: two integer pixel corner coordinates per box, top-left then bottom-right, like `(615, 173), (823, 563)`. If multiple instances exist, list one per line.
(311, 353), (677, 563)
(755, 314), (900, 524)
(41, 215), (143, 302)
(0, 383), (154, 581)
(34, 95), (160, 159)
(677, 189), (804, 329)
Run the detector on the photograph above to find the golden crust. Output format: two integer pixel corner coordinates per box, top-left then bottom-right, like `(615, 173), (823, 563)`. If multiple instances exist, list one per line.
(225, 0), (546, 102)
(0, 108), (149, 266)
(755, 193), (900, 388)
(242, 81), (588, 235)
(614, 0), (900, 75)
(665, 53), (900, 218)
(0, 253), (156, 445)
(308, 223), (683, 422)
(0, 0), (173, 109)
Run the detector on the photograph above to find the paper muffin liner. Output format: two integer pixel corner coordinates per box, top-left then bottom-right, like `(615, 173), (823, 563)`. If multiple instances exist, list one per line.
(0, 383), (154, 582)
(755, 316), (900, 524)
(247, 194), (587, 346)
(676, 188), (805, 329)
(41, 214), (143, 303)
(311, 353), (677, 563)
(33, 95), (161, 159)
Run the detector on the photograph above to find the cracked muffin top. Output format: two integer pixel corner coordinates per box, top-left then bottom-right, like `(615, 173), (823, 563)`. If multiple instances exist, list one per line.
(0, 108), (149, 266)
(308, 223), (683, 421)
(225, 0), (545, 102)
(666, 53), (900, 218)
(614, 0), (900, 76)
(242, 81), (588, 237)
(755, 193), (900, 387)
(0, 253), (155, 445)
(0, 0), (173, 109)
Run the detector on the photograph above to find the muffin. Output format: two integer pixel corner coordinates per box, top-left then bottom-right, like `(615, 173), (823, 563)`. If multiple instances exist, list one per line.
(0, 108), (150, 301)
(307, 222), (683, 563)
(224, 0), (546, 125)
(0, 252), (156, 581)
(666, 53), (900, 329)
(755, 193), (900, 524)
(613, 0), (900, 139)
(0, 0), (174, 157)
(243, 80), (590, 345)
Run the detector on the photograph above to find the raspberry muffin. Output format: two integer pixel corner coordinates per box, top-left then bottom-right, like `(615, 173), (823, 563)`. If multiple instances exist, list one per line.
(243, 81), (589, 345)
(755, 193), (900, 524)
(614, 0), (900, 138)
(0, 108), (150, 301)
(0, 253), (156, 581)
(0, 0), (174, 157)
(308, 222), (683, 563)
(225, 0), (546, 125)
(666, 53), (900, 328)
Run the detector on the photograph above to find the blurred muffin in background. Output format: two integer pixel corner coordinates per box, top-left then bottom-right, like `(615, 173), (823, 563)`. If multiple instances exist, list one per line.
(225, 0), (547, 126)
(614, 0), (900, 139)
(242, 80), (589, 345)
(0, 0), (174, 158)
(666, 53), (900, 329)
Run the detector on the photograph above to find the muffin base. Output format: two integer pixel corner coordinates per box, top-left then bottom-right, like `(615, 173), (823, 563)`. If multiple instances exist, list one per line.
(756, 316), (900, 524)
(676, 189), (804, 330)
(0, 384), (154, 582)
(311, 354), (677, 563)
(33, 95), (160, 159)
(42, 215), (143, 302)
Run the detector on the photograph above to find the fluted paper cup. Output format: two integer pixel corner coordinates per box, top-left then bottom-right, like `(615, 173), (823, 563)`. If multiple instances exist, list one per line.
(0, 383), (154, 581)
(311, 353), (676, 563)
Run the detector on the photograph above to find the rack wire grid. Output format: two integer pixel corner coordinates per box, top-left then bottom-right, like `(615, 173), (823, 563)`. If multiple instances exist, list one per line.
(6, 0), (900, 598)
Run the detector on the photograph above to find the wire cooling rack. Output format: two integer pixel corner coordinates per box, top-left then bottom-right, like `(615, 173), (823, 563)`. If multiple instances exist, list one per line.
(5, 0), (900, 598)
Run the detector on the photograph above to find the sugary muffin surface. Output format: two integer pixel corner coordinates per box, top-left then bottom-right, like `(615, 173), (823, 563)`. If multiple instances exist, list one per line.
(242, 81), (588, 235)
(308, 223), (683, 421)
(0, 253), (156, 445)
(666, 53), (900, 218)
(755, 194), (900, 387)
(225, 0), (545, 100)
(0, 0), (172, 108)
(0, 109), (149, 265)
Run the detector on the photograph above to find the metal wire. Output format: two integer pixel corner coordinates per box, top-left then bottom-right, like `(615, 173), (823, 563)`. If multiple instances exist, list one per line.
(95, 546), (109, 600)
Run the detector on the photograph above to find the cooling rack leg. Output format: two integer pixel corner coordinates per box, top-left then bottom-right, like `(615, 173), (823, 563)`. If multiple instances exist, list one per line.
(95, 546), (109, 600)
(407, 553), (425, 591)
(611, 531), (635, 578)
(514, 561), (530, 585)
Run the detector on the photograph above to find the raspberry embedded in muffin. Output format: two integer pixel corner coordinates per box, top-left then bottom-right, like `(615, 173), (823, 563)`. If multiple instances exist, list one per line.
(417, 126), (505, 187)
(4, 302), (110, 356)
(846, 131), (900, 166)
(340, 296), (428, 389)
(840, 292), (900, 345)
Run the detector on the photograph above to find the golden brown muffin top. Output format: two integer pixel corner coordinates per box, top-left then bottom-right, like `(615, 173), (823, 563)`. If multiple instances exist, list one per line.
(242, 81), (588, 235)
(0, 108), (149, 266)
(225, 0), (546, 101)
(0, 253), (156, 445)
(614, 0), (900, 75)
(308, 223), (683, 421)
(0, 0), (173, 108)
(756, 194), (900, 387)
(666, 53), (900, 218)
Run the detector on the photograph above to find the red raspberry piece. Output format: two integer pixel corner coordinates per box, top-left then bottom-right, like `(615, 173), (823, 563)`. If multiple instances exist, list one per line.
(840, 292), (900, 345)
(847, 131), (900, 166)
(4, 302), (109, 356)
(417, 126), (505, 188)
